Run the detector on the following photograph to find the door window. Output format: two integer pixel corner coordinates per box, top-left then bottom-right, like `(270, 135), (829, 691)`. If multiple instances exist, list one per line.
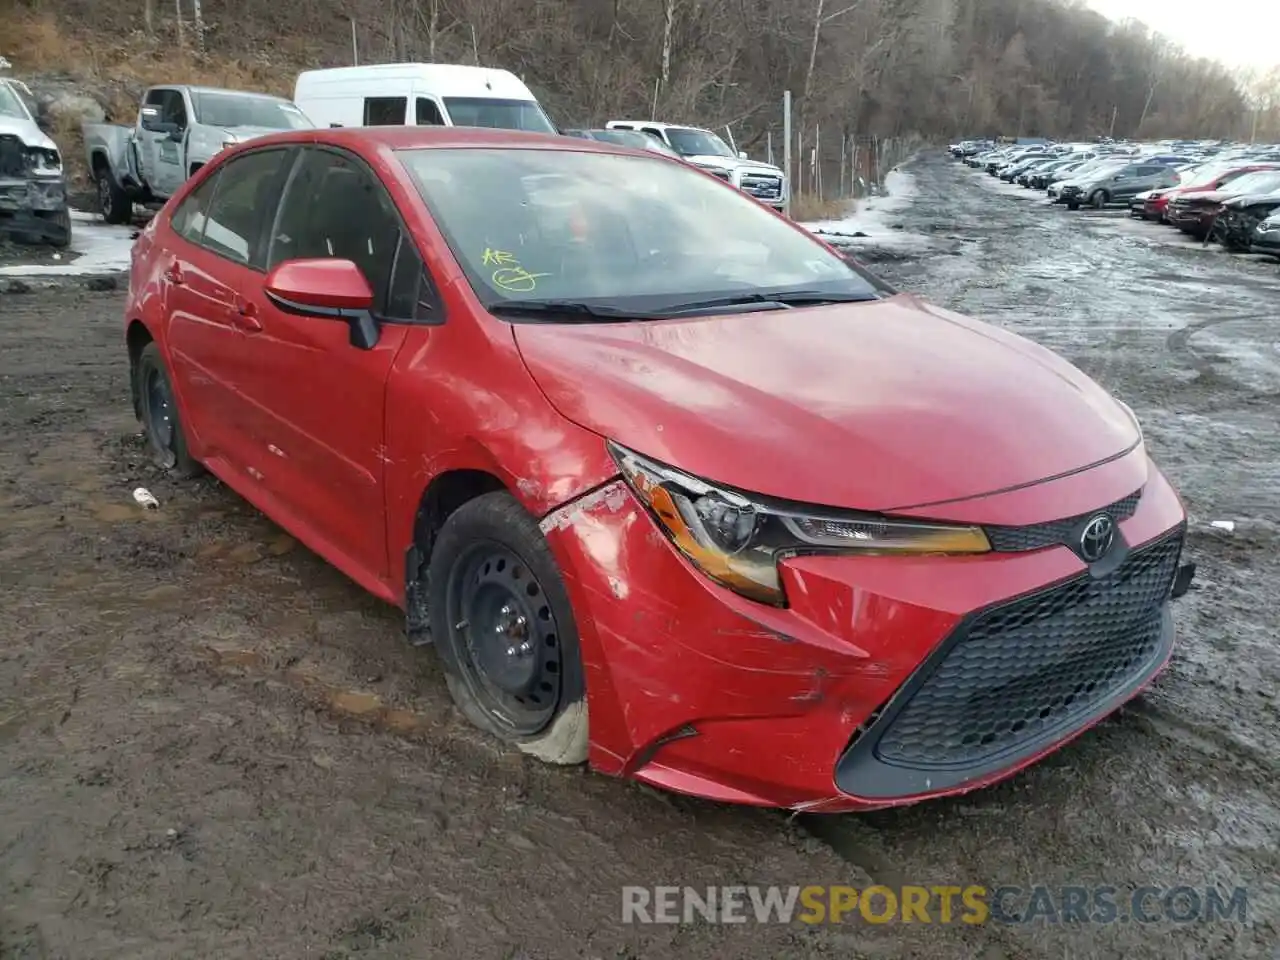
(415, 98), (445, 126)
(267, 147), (436, 320)
(199, 148), (293, 268)
(160, 89), (188, 131)
(364, 97), (407, 125)
(170, 170), (222, 245)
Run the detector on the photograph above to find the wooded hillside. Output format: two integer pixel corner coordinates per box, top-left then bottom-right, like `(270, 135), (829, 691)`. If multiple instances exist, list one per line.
(6, 0), (1277, 199)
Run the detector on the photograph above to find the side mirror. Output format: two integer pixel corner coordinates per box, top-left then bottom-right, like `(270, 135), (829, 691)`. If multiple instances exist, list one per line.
(264, 258), (381, 350)
(167, 125), (184, 142)
(738, 150), (748, 160)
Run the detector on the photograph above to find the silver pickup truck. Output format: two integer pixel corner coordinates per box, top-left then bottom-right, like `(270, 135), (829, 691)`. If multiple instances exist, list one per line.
(83, 84), (312, 224)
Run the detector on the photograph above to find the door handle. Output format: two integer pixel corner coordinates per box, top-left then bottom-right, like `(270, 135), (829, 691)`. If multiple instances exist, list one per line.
(232, 296), (262, 331)
(163, 263), (184, 285)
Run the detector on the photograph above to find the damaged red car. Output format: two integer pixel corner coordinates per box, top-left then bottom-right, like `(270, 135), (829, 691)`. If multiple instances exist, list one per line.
(124, 126), (1196, 813)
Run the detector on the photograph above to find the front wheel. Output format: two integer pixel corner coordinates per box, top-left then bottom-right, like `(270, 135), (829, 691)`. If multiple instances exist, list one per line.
(134, 342), (203, 478)
(428, 491), (588, 765)
(1090, 190), (1107, 209)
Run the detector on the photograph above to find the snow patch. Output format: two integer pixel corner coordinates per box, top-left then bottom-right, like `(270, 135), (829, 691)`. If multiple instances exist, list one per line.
(0, 208), (135, 278)
(798, 167), (929, 251)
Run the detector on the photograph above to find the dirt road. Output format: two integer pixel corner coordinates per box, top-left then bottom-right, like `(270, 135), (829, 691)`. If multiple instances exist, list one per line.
(2, 153), (1277, 959)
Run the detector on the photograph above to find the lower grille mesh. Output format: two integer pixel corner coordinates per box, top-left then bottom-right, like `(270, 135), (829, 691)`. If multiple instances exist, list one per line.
(873, 530), (1183, 769)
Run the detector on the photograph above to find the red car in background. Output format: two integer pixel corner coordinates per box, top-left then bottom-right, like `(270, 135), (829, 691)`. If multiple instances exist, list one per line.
(1151, 162), (1280, 227)
(122, 126), (1196, 813)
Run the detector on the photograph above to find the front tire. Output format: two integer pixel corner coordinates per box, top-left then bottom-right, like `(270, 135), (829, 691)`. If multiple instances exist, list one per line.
(1090, 190), (1107, 209)
(428, 491), (588, 765)
(134, 342), (203, 478)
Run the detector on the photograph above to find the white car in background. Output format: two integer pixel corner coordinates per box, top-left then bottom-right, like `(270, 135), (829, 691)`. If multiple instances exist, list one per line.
(0, 76), (71, 247)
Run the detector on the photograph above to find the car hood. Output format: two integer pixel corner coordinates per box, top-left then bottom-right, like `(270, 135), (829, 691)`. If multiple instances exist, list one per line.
(686, 155), (783, 177)
(512, 295), (1140, 512)
(0, 115), (56, 151)
(1224, 191), (1280, 209)
(217, 124), (293, 143)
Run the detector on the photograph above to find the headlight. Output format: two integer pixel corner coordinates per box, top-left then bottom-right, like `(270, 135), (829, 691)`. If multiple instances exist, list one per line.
(609, 442), (991, 606)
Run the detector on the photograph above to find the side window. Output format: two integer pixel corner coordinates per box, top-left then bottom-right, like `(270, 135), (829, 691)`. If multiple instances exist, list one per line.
(364, 97), (407, 126)
(1139, 165), (1165, 176)
(165, 90), (189, 130)
(200, 148), (293, 268)
(141, 88), (166, 130)
(268, 148), (436, 320)
(415, 98), (444, 126)
(170, 170), (221, 245)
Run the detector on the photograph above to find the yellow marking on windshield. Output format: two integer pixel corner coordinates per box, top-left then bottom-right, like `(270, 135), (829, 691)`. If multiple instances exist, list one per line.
(483, 248), (550, 292)
(493, 266), (551, 293)
(482, 248), (518, 266)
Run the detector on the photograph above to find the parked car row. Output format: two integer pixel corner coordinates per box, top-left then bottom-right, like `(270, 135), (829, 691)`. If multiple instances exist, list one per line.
(952, 137), (1280, 260)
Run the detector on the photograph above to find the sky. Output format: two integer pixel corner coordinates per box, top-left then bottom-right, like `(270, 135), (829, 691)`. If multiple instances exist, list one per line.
(1085, 0), (1280, 73)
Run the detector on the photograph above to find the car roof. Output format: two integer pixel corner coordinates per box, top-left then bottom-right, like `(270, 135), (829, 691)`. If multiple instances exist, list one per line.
(232, 125), (631, 155)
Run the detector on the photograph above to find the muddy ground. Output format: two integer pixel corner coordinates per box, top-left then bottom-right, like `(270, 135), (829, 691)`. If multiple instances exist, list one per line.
(1, 152), (1277, 959)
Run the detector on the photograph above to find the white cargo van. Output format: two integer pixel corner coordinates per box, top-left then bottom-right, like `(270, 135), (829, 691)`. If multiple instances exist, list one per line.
(292, 63), (558, 133)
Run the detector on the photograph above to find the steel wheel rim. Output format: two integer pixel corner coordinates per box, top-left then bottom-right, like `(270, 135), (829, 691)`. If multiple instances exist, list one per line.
(144, 366), (175, 454)
(446, 542), (562, 736)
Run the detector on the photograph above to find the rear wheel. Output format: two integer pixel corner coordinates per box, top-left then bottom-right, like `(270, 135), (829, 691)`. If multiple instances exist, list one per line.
(96, 165), (133, 225)
(135, 342), (203, 478)
(428, 491), (588, 765)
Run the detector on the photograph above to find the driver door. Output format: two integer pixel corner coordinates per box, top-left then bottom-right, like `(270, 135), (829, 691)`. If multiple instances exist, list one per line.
(136, 88), (169, 188)
(152, 89), (190, 197)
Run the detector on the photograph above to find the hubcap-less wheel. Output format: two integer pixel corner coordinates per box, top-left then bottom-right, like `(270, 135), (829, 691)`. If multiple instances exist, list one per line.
(99, 177), (113, 220)
(447, 545), (562, 736)
(144, 366), (177, 468)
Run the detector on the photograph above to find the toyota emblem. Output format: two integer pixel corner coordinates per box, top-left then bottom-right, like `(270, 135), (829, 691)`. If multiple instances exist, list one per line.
(1079, 514), (1116, 562)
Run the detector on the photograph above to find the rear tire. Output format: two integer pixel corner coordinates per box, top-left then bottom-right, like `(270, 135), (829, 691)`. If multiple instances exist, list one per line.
(96, 165), (133, 225)
(427, 491), (589, 765)
(134, 342), (203, 479)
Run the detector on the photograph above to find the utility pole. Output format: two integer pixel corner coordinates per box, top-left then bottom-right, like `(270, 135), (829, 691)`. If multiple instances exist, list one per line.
(1109, 104), (1118, 139)
(783, 90), (793, 217)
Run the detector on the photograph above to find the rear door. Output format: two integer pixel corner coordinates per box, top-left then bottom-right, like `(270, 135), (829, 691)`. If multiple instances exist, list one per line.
(163, 146), (297, 473)
(237, 146), (428, 580)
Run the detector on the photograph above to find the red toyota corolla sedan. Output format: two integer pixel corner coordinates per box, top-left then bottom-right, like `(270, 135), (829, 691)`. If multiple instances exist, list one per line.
(123, 126), (1196, 812)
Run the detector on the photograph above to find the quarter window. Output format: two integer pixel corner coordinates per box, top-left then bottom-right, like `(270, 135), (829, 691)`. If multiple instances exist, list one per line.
(170, 170), (222, 245)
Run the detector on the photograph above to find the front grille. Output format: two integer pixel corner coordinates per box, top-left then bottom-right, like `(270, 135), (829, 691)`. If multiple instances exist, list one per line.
(741, 175), (782, 200)
(872, 529), (1183, 770)
(985, 488), (1141, 553)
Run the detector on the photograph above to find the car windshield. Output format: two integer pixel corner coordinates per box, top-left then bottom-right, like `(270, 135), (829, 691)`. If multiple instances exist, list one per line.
(665, 128), (736, 159)
(1221, 170), (1280, 193)
(399, 147), (880, 316)
(442, 97), (557, 133)
(0, 82), (31, 120)
(191, 91), (311, 129)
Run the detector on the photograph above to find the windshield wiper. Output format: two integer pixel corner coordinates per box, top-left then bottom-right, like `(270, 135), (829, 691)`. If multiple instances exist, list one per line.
(662, 289), (879, 316)
(486, 299), (658, 322)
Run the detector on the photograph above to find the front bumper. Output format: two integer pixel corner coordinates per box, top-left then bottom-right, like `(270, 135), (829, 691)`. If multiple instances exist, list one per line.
(543, 453), (1190, 811)
(1168, 207), (1216, 233)
(0, 176), (69, 242)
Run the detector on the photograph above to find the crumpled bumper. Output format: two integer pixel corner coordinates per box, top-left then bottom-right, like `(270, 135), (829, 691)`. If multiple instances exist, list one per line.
(0, 176), (69, 243)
